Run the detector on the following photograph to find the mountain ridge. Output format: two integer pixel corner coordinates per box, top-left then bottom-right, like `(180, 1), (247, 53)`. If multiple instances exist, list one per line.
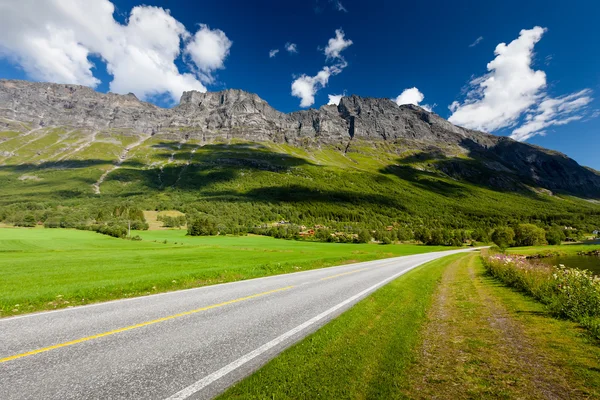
(1, 79), (600, 198)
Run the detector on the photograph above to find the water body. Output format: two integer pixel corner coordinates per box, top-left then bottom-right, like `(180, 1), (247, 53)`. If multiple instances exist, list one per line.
(539, 255), (600, 275)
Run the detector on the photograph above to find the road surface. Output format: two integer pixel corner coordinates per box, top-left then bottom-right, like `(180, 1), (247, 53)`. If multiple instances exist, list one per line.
(0, 248), (477, 399)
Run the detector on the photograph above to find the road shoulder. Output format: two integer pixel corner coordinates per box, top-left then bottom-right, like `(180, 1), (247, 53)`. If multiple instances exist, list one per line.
(403, 253), (600, 399)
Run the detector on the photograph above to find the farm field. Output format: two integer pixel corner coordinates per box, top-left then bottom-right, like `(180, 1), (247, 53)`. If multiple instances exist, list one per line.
(0, 227), (452, 317)
(507, 242), (600, 256)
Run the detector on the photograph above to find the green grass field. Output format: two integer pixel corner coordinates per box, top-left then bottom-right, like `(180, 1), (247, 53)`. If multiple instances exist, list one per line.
(507, 242), (600, 256)
(0, 227), (451, 317)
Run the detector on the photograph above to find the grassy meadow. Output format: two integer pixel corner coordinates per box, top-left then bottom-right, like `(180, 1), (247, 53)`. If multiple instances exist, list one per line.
(507, 242), (600, 256)
(0, 227), (451, 317)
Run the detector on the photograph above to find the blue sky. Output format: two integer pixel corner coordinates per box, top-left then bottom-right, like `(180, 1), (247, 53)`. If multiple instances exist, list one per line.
(0, 0), (598, 169)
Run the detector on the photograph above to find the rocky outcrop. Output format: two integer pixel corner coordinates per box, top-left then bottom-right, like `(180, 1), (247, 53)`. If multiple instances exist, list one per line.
(1, 79), (599, 198)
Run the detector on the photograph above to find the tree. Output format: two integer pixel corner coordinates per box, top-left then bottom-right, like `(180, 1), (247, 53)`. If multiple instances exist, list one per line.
(514, 224), (547, 247)
(187, 216), (218, 236)
(492, 227), (515, 249)
(397, 227), (414, 241)
(414, 227), (431, 244)
(545, 228), (565, 245)
(15, 214), (36, 227)
(357, 229), (371, 243)
(472, 228), (490, 243)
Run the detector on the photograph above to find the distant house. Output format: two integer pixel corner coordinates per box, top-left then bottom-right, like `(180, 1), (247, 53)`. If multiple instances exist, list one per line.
(593, 230), (600, 236)
(299, 229), (315, 237)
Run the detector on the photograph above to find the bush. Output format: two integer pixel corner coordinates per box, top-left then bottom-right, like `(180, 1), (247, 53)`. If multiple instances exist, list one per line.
(514, 223), (547, 247)
(356, 229), (372, 243)
(44, 217), (62, 228)
(187, 216), (218, 236)
(491, 227), (515, 249)
(545, 228), (565, 245)
(483, 253), (600, 338)
(160, 215), (186, 228)
(14, 214), (36, 227)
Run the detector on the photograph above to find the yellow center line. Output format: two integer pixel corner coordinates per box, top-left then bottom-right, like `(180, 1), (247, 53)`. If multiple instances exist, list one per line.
(320, 268), (370, 281)
(0, 286), (294, 364)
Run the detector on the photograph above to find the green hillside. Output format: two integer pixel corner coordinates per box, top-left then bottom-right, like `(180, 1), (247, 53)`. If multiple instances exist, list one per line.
(1, 124), (599, 235)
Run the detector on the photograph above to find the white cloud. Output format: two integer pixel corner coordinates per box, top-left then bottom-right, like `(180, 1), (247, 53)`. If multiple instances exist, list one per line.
(511, 90), (593, 141)
(331, 0), (347, 12)
(0, 0), (232, 102)
(448, 26), (594, 141)
(394, 87), (433, 111)
(291, 30), (352, 107)
(269, 49), (279, 58)
(285, 43), (298, 54)
(324, 29), (353, 60)
(327, 94), (343, 105)
(448, 27), (548, 132)
(469, 36), (484, 47)
(292, 67), (338, 108)
(184, 24), (232, 84)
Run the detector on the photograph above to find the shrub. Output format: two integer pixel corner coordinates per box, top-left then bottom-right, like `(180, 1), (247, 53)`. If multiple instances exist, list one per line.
(187, 215), (218, 236)
(491, 227), (515, 249)
(482, 253), (600, 338)
(514, 223), (547, 247)
(357, 229), (372, 243)
(545, 228), (565, 246)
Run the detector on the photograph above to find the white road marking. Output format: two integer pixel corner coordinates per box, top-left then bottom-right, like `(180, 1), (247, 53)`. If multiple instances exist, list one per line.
(165, 257), (434, 400)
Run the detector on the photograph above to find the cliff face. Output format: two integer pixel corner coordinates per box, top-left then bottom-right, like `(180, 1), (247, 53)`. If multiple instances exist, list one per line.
(0, 79), (489, 144)
(1, 79), (599, 198)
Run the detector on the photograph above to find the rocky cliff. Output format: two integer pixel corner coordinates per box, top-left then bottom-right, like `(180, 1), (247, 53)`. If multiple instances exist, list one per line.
(1, 79), (599, 198)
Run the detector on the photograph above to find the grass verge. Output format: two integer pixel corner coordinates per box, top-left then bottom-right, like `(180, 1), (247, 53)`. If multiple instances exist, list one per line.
(217, 253), (462, 399)
(220, 253), (600, 399)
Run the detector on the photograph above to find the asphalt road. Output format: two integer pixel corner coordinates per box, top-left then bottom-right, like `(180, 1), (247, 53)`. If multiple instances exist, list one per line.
(0, 248), (477, 399)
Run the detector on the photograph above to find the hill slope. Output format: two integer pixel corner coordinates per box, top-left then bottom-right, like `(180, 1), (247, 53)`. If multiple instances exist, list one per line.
(0, 79), (599, 234)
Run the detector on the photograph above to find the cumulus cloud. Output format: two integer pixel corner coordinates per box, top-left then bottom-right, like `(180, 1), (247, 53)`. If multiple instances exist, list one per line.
(292, 66), (343, 108)
(324, 29), (353, 60)
(185, 24), (232, 84)
(469, 36), (484, 47)
(395, 87), (433, 111)
(448, 27), (547, 131)
(327, 93), (344, 105)
(269, 49), (279, 58)
(291, 30), (352, 107)
(448, 26), (593, 141)
(285, 43), (298, 54)
(0, 0), (232, 102)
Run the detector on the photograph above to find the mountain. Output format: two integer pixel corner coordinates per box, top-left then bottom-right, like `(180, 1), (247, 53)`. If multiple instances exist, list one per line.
(2, 79), (599, 198)
(1, 79), (599, 236)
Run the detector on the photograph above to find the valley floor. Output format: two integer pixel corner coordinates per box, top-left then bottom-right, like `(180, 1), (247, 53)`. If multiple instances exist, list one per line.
(0, 227), (453, 317)
(220, 253), (600, 399)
